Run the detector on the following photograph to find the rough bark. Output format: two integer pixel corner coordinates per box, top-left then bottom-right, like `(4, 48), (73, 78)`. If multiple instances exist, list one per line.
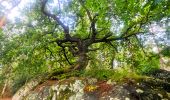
(73, 52), (88, 70)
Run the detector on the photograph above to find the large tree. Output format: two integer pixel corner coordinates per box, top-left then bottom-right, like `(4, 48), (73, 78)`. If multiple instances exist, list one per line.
(0, 0), (170, 75)
(40, 0), (170, 70)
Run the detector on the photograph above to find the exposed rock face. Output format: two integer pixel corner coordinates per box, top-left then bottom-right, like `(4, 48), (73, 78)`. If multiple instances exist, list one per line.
(12, 75), (47, 100)
(12, 70), (170, 100)
(12, 78), (40, 100)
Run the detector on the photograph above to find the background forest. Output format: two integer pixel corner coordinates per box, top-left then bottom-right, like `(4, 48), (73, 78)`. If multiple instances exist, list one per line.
(0, 0), (170, 96)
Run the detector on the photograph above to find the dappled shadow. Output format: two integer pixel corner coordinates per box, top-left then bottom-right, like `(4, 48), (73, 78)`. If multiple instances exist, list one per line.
(122, 69), (170, 99)
(148, 69), (170, 82)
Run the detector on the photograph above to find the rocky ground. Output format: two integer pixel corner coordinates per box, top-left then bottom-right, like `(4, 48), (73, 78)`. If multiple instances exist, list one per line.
(1, 69), (170, 100)
(12, 69), (170, 100)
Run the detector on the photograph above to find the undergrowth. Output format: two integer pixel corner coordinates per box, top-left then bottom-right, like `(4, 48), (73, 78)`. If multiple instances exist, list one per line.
(10, 65), (160, 94)
(82, 67), (146, 81)
(49, 66), (157, 82)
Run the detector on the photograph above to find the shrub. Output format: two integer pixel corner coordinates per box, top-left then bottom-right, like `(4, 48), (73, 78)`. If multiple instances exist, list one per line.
(135, 57), (160, 75)
(82, 69), (115, 80)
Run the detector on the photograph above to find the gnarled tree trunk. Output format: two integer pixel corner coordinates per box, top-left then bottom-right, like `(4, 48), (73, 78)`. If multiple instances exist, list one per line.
(74, 52), (88, 70)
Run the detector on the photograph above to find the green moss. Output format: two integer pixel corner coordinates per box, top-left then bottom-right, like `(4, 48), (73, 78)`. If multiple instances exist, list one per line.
(50, 70), (81, 80)
(82, 69), (115, 80)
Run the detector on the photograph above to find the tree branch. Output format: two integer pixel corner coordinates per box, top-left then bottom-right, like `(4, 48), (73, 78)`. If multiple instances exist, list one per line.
(61, 46), (73, 65)
(79, 0), (98, 42)
(95, 32), (145, 43)
(79, 0), (92, 21)
(41, 0), (70, 38)
(134, 35), (146, 55)
(45, 47), (57, 60)
(90, 14), (98, 41)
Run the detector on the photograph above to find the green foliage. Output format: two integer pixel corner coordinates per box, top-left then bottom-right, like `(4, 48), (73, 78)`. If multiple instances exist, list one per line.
(161, 46), (170, 57)
(136, 60), (160, 74)
(110, 68), (144, 82)
(82, 69), (115, 80)
(0, 74), (5, 89)
(11, 75), (30, 94)
(82, 67), (143, 82)
(135, 56), (160, 75)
